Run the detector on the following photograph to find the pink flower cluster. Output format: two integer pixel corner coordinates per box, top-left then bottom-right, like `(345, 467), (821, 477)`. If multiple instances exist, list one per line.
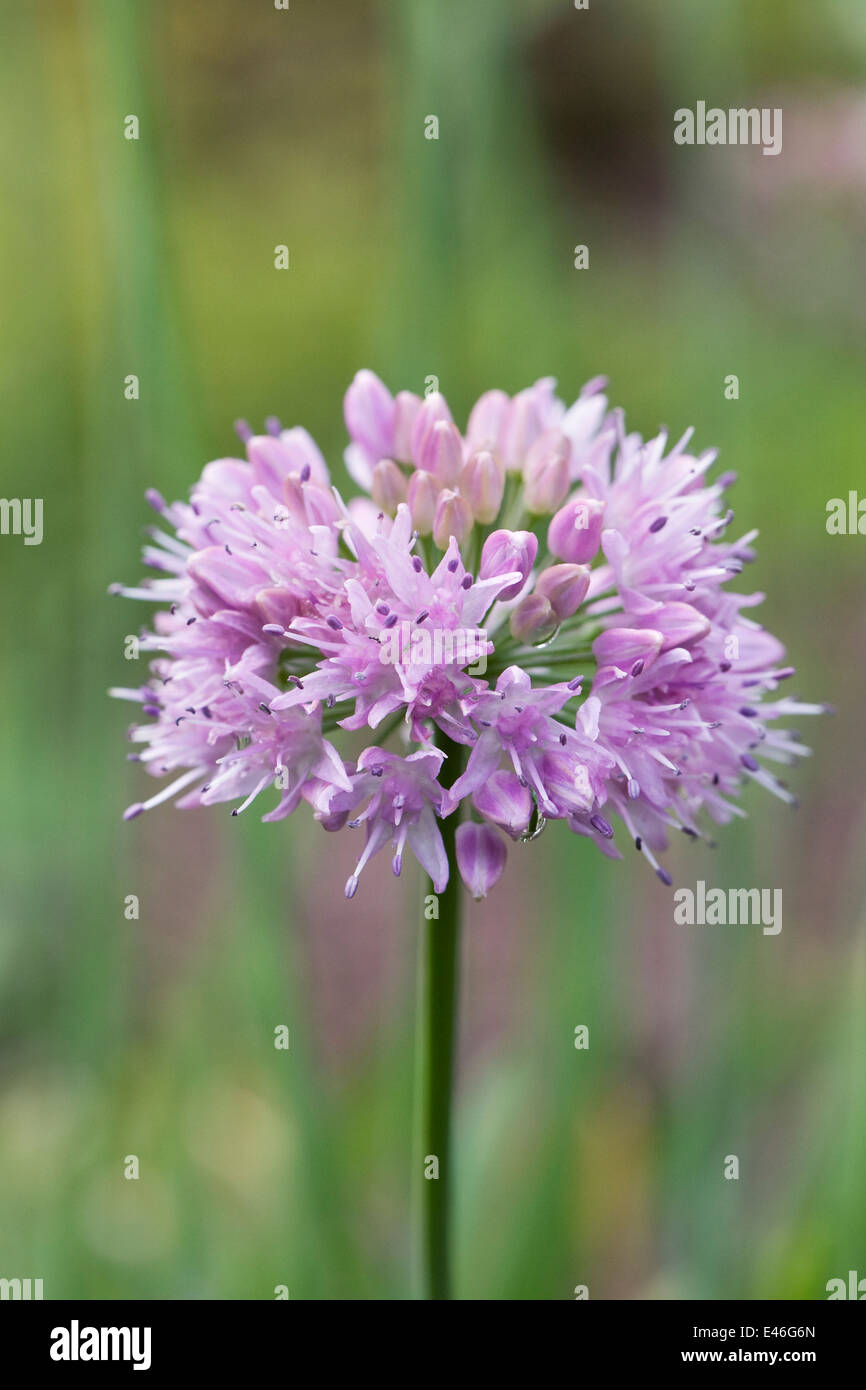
(111, 371), (823, 899)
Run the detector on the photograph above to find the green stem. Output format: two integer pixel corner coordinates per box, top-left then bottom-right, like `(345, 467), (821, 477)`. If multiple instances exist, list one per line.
(414, 730), (466, 1300)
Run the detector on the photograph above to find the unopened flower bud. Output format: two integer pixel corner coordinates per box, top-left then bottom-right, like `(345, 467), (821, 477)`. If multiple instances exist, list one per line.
(509, 592), (557, 645)
(466, 389), (510, 450)
(472, 771), (533, 840)
(460, 449), (505, 525)
(534, 562), (591, 619)
(410, 392), (453, 466)
(547, 495), (606, 563)
(392, 391), (422, 463)
(456, 821), (507, 900)
(416, 419), (463, 485)
(344, 369), (395, 461)
(371, 459), (408, 515)
(479, 528), (537, 601)
(407, 468), (440, 536)
(499, 387), (543, 472)
(523, 430), (571, 513)
(432, 488), (472, 550)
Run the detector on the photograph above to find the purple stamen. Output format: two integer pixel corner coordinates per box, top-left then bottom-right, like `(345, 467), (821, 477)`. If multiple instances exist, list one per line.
(590, 813), (614, 839)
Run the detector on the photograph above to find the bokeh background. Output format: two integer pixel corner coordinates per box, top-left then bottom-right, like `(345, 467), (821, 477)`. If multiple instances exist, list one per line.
(1, 0), (864, 1300)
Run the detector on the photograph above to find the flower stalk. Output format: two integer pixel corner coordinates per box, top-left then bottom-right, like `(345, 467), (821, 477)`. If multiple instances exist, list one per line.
(414, 731), (466, 1301)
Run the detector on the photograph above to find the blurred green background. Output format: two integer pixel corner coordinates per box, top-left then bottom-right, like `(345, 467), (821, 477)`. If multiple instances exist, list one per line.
(0, 0), (863, 1299)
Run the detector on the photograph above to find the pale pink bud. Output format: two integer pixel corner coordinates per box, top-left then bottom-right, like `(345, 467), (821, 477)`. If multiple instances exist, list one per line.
(371, 459), (408, 515)
(392, 391), (422, 463)
(432, 488), (473, 549)
(509, 592), (558, 645)
(534, 562), (591, 619)
(466, 389), (510, 450)
(407, 469), (440, 536)
(344, 369), (395, 461)
(523, 430), (571, 514)
(456, 822), (507, 900)
(499, 388), (543, 472)
(460, 449), (505, 525)
(547, 495), (606, 564)
(410, 392), (454, 466)
(416, 419), (463, 485)
(472, 771), (533, 840)
(479, 528), (538, 601)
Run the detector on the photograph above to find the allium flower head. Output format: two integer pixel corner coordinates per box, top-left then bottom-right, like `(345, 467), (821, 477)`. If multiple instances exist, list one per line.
(112, 372), (824, 897)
